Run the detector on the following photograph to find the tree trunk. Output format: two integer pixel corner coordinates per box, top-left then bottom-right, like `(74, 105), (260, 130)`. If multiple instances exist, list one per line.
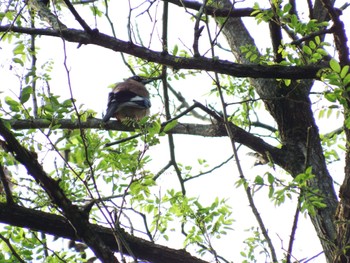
(212, 0), (338, 261)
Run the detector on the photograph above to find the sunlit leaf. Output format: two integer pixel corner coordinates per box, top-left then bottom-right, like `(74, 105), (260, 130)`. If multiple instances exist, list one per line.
(330, 58), (341, 73)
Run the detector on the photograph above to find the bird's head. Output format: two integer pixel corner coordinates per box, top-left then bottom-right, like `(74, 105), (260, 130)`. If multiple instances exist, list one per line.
(128, 75), (154, 85)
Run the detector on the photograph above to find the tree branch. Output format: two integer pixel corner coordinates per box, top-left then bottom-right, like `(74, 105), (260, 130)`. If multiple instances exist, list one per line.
(0, 203), (208, 263)
(0, 119), (118, 263)
(320, 0), (349, 65)
(0, 164), (14, 205)
(164, 0), (260, 18)
(0, 25), (325, 79)
(7, 117), (288, 170)
(0, 232), (26, 263)
(61, 0), (93, 33)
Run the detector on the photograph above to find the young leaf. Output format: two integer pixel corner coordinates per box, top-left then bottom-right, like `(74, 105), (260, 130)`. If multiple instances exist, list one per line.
(20, 86), (33, 104)
(303, 46), (312, 55)
(315, 36), (321, 45)
(5, 96), (20, 111)
(340, 65), (349, 79)
(309, 41), (316, 50)
(173, 45), (179, 56)
(330, 59), (341, 73)
(12, 57), (24, 66)
(163, 119), (178, 133)
(343, 73), (350, 85)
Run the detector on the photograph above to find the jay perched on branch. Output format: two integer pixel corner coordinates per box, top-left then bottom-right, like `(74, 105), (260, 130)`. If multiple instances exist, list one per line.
(102, 76), (153, 122)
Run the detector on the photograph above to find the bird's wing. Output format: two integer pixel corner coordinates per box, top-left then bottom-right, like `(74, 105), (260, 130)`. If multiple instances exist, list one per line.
(102, 90), (151, 122)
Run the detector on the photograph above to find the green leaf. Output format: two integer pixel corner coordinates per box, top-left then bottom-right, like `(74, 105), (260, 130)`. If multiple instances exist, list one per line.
(162, 119), (178, 133)
(172, 45), (179, 56)
(13, 42), (24, 55)
(345, 116), (350, 129)
(324, 92), (337, 102)
(20, 86), (33, 104)
(12, 57), (24, 66)
(302, 45), (312, 55)
(267, 173), (275, 184)
(284, 79), (291, 86)
(309, 41), (316, 50)
(340, 65), (349, 79)
(316, 48), (328, 56)
(343, 73), (350, 85)
(254, 175), (264, 185)
(250, 54), (258, 62)
(315, 36), (321, 45)
(5, 96), (20, 112)
(330, 59), (341, 73)
(283, 3), (292, 13)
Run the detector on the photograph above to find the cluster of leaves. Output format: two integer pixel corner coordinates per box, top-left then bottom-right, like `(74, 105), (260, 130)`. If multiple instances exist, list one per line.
(0, 226), (87, 262)
(1, 0), (348, 262)
(323, 59), (350, 105)
(251, 2), (330, 66)
(253, 2), (329, 35)
(246, 167), (326, 216)
(240, 227), (270, 263)
(143, 190), (234, 253)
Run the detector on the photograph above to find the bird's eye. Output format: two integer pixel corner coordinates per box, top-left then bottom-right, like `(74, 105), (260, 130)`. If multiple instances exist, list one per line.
(131, 76), (141, 81)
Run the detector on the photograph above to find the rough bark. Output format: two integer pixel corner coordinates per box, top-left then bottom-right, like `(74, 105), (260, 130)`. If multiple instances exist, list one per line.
(212, 0), (338, 262)
(0, 120), (118, 263)
(316, 0), (350, 262)
(0, 203), (207, 263)
(0, 25), (325, 79)
(0, 0), (345, 261)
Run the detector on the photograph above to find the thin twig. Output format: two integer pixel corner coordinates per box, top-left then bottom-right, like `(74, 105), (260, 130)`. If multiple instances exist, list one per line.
(0, 233), (26, 263)
(29, 10), (38, 118)
(290, 28), (333, 46)
(192, 0), (206, 56)
(304, 251), (324, 262)
(105, 133), (142, 147)
(161, 0), (186, 195)
(61, 0), (93, 33)
(167, 83), (209, 121)
(153, 161), (172, 181)
(286, 196), (301, 263)
(206, 9), (278, 261)
(184, 155), (233, 182)
(61, 35), (124, 262)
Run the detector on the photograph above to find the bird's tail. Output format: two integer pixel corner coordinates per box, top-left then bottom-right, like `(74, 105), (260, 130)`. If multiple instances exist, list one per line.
(102, 104), (119, 122)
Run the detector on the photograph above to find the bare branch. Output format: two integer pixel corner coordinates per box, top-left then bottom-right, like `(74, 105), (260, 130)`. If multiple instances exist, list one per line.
(61, 0), (93, 33)
(290, 27), (334, 46)
(0, 203), (208, 263)
(320, 0), (350, 65)
(0, 119), (119, 263)
(192, 0), (206, 57)
(269, 3), (283, 63)
(286, 196), (301, 263)
(0, 25), (325, 79)
(7, 117), (287, 169)
(164, 0), (260, 18)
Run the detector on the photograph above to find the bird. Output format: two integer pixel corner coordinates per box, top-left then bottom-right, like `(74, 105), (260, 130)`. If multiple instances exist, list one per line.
(102, 76), (153, 122)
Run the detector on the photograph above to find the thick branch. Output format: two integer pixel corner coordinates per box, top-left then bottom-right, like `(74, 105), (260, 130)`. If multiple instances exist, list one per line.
(165, 0), (258, 17)
(8, 118), (225, 136)
(319, 0), (349, 65)
(0, 203), (207, 263)
(0, 25), (325, 79)
(0, 119), (118, 263)
(7, 118), (288, 171)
